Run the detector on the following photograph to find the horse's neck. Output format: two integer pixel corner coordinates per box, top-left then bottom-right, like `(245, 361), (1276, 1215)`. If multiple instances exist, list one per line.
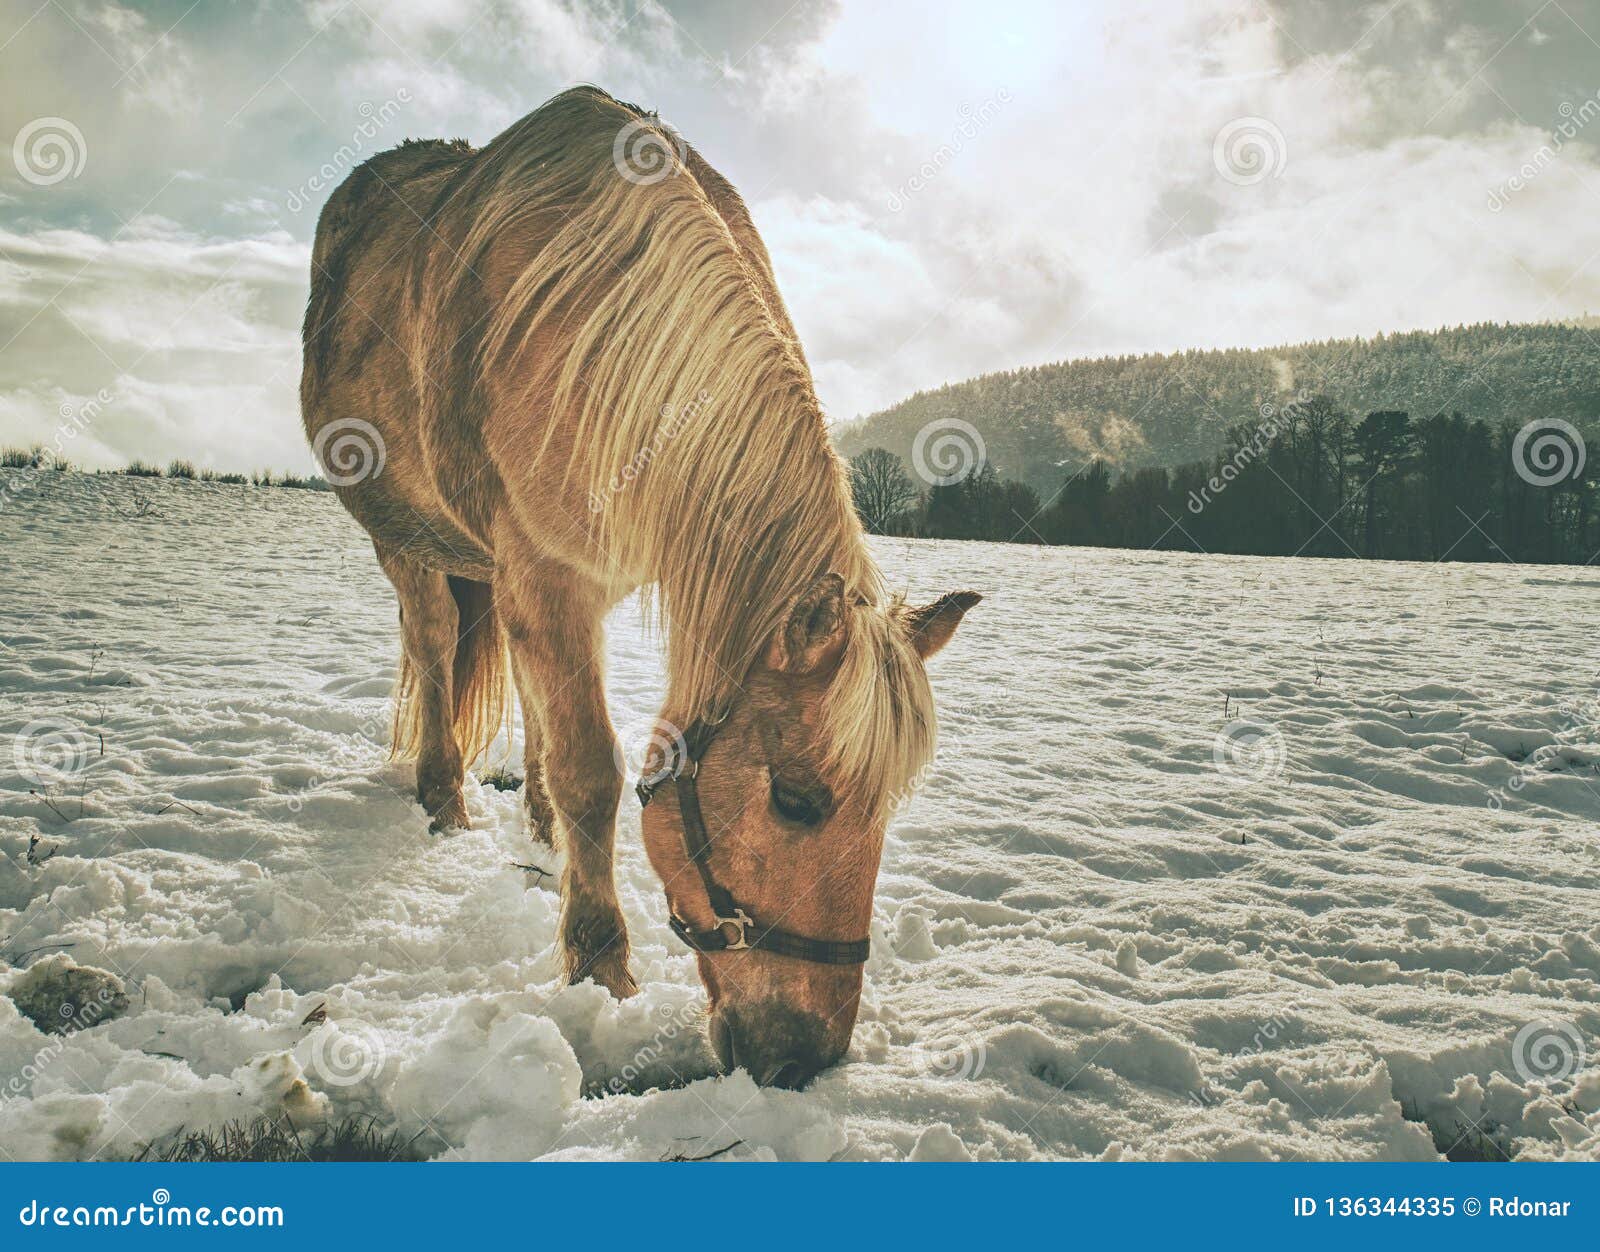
(655, 429), (869, 720)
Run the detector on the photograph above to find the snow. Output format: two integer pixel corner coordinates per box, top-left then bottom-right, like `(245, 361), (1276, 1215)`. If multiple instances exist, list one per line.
(1, 466), (1597, 1161)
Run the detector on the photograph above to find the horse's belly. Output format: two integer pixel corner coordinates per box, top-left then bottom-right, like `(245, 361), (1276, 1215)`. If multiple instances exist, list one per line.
(336, 480), (496, 580)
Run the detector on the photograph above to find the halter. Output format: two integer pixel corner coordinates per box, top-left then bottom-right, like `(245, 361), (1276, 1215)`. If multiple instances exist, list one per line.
(634, 712), (871, 966)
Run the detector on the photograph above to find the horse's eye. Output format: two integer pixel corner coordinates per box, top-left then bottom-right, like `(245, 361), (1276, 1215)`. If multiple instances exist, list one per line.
(769, 778), (830, 826)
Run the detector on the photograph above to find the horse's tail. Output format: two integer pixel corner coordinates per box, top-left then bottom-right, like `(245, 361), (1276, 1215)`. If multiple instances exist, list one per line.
(390, 576), (510, 768)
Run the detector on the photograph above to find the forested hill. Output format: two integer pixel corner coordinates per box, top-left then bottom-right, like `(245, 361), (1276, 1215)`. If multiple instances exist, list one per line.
(833, 322), (1600, 495)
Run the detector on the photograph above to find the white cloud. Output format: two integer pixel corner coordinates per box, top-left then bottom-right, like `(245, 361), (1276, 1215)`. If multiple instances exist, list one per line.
(0, 222), (307, 471)
(5, 0), (1600, 462)
(82, 1), (196, 115)
(750, 0), (1600, 413)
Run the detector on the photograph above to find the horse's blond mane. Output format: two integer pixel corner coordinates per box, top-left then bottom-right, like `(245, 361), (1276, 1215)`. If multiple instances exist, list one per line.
(413, 87), (936, 802)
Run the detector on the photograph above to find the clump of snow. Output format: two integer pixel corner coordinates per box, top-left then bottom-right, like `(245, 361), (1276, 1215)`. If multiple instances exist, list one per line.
(389, 998), (581, 1161)
(908, 1122), (972, 1161)
(1, 469), (1597, 1160)
(6, 954), (129, 1035)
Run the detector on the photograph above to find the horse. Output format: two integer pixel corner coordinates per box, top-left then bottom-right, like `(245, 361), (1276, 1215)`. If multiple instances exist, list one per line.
(300, 86), (978, 1088)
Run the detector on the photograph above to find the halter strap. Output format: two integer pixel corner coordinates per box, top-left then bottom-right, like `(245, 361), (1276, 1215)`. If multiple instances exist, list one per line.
(636, 714), (870, 967)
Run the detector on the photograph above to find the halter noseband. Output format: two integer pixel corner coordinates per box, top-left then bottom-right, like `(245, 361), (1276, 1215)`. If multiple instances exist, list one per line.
(634, 712), (870, 967)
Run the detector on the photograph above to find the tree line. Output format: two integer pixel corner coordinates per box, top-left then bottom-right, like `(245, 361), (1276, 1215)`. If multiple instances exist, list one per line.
(849, 399), (1600, 564)
(836, 321), (1600, 498)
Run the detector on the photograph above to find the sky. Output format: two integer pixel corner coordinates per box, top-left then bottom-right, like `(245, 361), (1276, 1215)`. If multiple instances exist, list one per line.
(4, 0), (1600, 471)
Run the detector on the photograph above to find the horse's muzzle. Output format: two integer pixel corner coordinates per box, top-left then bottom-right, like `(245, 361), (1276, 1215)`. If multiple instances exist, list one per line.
(709, 1000), (840, 1090)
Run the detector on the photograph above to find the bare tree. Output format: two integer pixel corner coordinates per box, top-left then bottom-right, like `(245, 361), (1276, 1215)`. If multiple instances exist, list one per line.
(849, 447), (920, 534)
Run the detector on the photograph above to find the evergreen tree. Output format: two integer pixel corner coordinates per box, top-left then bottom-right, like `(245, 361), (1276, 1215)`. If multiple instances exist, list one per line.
(844, 401), (1598, 566)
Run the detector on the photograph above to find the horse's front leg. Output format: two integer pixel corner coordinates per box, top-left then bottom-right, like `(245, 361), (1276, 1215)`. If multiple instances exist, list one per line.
(496, 560), (636, 998)
(509, 650), (557, 847)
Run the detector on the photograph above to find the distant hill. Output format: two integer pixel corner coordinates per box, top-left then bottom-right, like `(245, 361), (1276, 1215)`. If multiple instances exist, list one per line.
(833, 322), (1600, 495)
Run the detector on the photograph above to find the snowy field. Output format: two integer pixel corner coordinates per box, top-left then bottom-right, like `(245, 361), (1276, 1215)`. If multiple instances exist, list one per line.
(1, 466), (1597, 1162)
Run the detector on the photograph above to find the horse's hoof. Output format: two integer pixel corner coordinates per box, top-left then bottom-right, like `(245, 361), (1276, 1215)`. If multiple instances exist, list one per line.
(425, 791), (470, 833)
(573, 963), (638, 1000)
(564, 936), (638, 999)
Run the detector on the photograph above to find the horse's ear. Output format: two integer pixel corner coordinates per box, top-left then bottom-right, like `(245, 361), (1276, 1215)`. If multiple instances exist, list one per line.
(767, 572), (848, 674)
(904, 591), (981, 658)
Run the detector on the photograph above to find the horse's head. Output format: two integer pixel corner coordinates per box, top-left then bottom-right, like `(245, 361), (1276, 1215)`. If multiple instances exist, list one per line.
(639, 572), (978, 1088)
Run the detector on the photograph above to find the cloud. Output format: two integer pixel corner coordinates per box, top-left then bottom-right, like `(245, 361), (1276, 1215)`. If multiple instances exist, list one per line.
(757, 0), (1600, 412)
(4, 0), (1600, 469)
(82, 1), (196, 115)
(0, 220), (307, 470)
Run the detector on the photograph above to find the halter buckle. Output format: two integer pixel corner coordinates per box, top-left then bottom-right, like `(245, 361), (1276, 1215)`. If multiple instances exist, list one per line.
(634, 772), (664, 807)
(715, 908), (755, 951)
(636, 754), (697, 807)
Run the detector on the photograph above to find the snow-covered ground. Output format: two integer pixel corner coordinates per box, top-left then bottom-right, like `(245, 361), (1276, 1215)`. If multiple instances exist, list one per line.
(1, 467), (1597, 1161)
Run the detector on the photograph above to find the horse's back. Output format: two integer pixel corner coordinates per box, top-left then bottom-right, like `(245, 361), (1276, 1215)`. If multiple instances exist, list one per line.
(301, 87), (800, 584)
(301, 138), (497, 575)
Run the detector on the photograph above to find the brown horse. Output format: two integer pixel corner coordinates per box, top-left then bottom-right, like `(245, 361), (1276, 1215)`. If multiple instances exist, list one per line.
(300, 86), (978, 1088)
